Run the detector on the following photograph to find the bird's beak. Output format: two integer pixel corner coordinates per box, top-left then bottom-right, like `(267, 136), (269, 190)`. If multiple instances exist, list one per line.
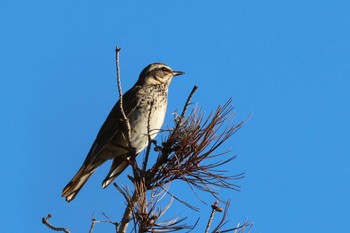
(173, 71), (185, 76)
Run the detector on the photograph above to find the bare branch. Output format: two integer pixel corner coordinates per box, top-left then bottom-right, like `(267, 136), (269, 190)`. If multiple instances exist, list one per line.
(118, 191), (140, 233)
(205, 201), (223, 233)
(89, 213), (118, 233)
(115, 46), (132, 147)
(42, 214), (70, 233)
(89, 218), (97, 233)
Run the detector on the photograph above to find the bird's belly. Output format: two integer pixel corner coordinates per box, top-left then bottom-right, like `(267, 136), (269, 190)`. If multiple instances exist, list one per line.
(129, 105), (166, 153)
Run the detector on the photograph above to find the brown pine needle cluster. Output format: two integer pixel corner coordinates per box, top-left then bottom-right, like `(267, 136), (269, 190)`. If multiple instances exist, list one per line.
(147, 98), (246, 198)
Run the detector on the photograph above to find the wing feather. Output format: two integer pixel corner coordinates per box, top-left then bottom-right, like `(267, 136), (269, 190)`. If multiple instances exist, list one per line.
(83, 85), (142, 165)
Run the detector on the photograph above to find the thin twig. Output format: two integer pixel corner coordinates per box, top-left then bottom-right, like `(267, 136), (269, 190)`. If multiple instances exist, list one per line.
(177, 85), (198, 126)
(115, 46), (132, 147)
(158, 184), (200, 211)
(210, 200), (253, 233)
(142, 100), (154, 173)
(89, 218), (97, 233)
(89, 213), (118, 233)
(205, 201), (222, 233)
(42, 214), (70, 233)
(114, 183), (131, 203)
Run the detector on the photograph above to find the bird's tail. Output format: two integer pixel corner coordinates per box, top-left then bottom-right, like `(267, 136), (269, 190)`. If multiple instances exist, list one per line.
(62, 165), (96, 203)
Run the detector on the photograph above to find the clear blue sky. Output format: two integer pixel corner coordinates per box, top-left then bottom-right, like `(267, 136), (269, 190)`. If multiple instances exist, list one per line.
(1, 1), (349, 232)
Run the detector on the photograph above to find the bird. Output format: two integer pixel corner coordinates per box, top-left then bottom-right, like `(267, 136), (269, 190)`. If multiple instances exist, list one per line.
(62, 63), (185, 202)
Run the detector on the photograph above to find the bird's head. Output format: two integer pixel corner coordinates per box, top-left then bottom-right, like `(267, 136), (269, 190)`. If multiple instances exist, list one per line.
(137, 63), (185, 86)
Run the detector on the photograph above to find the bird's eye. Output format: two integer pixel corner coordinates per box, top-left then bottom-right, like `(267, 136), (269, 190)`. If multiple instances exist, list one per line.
(161, 67), (170, 73)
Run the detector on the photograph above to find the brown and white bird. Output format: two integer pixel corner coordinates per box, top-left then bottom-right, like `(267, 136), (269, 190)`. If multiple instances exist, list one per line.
(62, 63), (184, 202)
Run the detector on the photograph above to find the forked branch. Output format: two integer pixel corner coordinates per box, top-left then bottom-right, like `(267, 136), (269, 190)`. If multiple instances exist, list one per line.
(42, 214), (70, 233)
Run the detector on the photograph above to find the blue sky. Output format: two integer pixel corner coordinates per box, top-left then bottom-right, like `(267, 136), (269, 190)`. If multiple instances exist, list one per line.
(1, 0), (350, 232)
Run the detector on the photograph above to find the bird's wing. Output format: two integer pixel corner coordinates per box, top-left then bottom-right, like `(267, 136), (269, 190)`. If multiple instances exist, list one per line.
(83, 85), (142, 165)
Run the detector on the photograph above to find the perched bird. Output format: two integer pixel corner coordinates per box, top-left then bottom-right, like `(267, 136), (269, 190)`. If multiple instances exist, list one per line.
(62, 63), (184, 202)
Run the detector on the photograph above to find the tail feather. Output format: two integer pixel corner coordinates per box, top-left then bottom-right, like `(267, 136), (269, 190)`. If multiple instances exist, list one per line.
(62, 165), (95, 203)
